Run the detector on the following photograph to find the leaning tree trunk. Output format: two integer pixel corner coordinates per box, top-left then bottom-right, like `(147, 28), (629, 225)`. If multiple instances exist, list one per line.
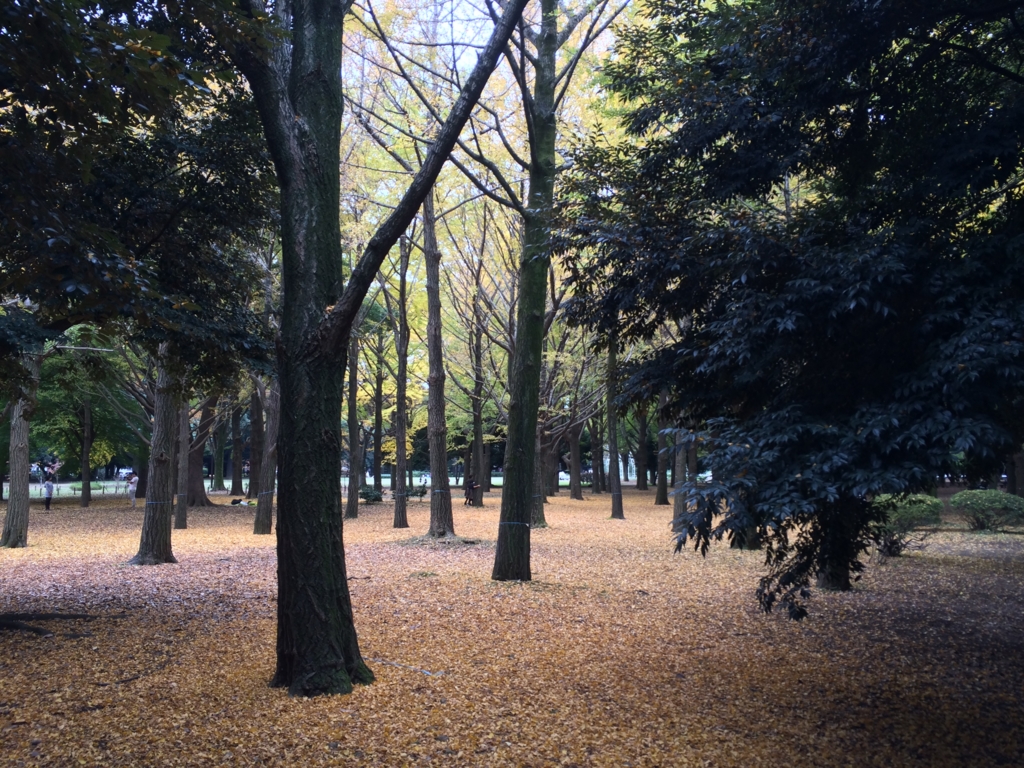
(425, 190), (455, 537)
(247, 388), (264, 499)
(254, 380), (280, 534)
(79, 394), (93, 508)
(655, 390), (670, 505)
(344, 333), (361, 520)
(392, 237), (411, 529)
(607, 335), (624, 520)
(187, 397), (218, 507)
(175, 401), (189, 529)
(1, 354), (41, 548)
(130, 344), (178, 565)
(231, 404), (244, 495)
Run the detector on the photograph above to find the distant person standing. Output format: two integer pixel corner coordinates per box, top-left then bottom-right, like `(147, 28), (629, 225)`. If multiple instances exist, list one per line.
(43, 476), (54, 510)
(127, 474), (139, 508)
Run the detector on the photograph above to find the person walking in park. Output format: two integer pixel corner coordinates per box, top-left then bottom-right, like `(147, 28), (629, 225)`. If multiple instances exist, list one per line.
(127, 474), (139, 508)
(43, 475), (54, 510)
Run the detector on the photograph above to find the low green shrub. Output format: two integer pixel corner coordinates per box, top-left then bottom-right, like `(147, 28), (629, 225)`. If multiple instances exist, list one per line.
(870, 494), (943, 557)
(412, 484), (428, 500)
(359, 485), (383, 504)
(949, 490), (1024, 532)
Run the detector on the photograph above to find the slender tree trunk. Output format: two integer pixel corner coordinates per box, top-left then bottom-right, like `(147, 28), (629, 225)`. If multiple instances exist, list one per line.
(531, 434), (547, 527)
(134, 442), (150, 499)
(213, 408), (228, 491)
(569, 423), (584, 500)
(1, 354), (41, 548)
(79, 395), (93, 507)
(672, 429), (687, 524)
(635, 403), (649, 491)
(254, 380), (280, 534)
(231, 405), (244, 495)
(247, 389), (263, 499)
(425, 190), (455, 537)
(493, 0), (561, 580)
(621, 450), (630, 484)
(372, 334), (384, 493)
(175, 401), (189, 529)
(187, 397), (217, 507)
(472, 265), (486, 507)
(655, 390), (670, 505)
(345, 334), (361, 519)
(591, 416), (605, 494)
(483, 442), (493, 492)
(131, 344), (178, 564)
(607, 336), (624, 520)
(393, 238), (411, 529)
(1014, 452), (1024, 499)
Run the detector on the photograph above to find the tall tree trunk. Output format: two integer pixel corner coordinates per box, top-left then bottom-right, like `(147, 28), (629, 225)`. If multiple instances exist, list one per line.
(531, 434), (547, 527)
(175, 401), (189, 529)
(621, 450), (630, 484)
(130, 344), (178, 564)
(635, 403), (649, 491)
(607, 336), (624, 520)
(591, 416), (605, 494)
(1014, 452), (1024, 499)
(655, 390), (670, 505)
(392, 237), (411, 529)
(225, 0), (529, 697)
(493, 0), (560, 580)
(672, 429), (687, 524)
(425, 190), (455, 537)
(187, 397), (218, 507)
(79, 394), (93, 507)
(247, 389), (263, 499)
(483, 442), (493, 492)
(569, 423), (584, 500)
(230, 404), (244, 495)
(254, 380), (280, 534)
(344, 334), (361, 519)
(471, 262), (486, 507)
(213, 407), (228, 491)
(1, 353), (41, 548)
(373, 333), (384, 493)
(134, 442), (150, 500)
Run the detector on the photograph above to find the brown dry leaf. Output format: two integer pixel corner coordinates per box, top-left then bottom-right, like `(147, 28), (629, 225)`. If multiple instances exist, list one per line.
(0, 490), (1022, 767)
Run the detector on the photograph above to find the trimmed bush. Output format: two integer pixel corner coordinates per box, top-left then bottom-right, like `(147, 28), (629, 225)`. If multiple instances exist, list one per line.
(949, 489), (1024, 532)
(871, 494), (943, 557)
(359, 485), (383, 504)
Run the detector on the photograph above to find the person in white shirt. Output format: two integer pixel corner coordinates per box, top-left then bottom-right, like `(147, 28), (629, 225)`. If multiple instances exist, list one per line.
(127, 474), (139, 508)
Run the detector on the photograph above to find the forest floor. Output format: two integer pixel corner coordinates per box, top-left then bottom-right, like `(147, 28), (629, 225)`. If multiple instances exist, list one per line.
(0, 489), (1022, 767)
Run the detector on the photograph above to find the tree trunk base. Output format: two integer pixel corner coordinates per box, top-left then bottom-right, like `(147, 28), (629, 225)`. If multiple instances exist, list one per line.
(128, 552), (178, 566)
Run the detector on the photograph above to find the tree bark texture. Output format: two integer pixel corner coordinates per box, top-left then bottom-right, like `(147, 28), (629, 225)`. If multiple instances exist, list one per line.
(569, 423), (584, 500)
(344, 333), (361, 520)
(493, 0), (560, 579)
(392, 237), (411, 529)
(531, 434), (547, 527)
(231, 405), (244, 495)
(635, 403), (649, 491)
(607, 337), (624, 519)
(1, 354), (41, 548)
(213, 408), (228, 491)
(247, 389), (264, 499)
(223, 0), (529, 696)
(79, 395), (93, 507)
(175, 401), (189, 529)
(130, 344), (178, 565)
(373, 334), (384, 493)
(254, 380), (280, 535)
(187, 398), (217, 508)
(425, 191), (455, 537)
